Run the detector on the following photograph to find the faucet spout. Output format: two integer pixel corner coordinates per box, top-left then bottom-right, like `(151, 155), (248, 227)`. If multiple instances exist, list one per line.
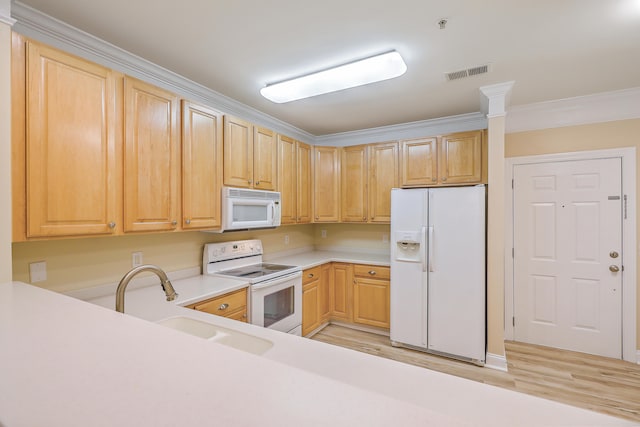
(115, 264), (178, 313)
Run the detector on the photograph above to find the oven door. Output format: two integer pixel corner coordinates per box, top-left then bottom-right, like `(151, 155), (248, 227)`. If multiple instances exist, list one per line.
(250, 272), (302, 335)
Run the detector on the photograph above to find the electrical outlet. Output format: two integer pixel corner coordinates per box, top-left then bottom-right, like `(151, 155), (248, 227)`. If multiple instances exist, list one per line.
(382, 233), (389, 243)
(321, 229), (327, 238)
(132, 252), (143, 267)
(284, 235), (290, 245)
(29, 261), (47, 283)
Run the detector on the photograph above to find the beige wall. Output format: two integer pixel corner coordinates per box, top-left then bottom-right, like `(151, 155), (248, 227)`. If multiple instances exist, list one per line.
(0, 22), (12, 282)
(12, 225), (315, 293)
(313, 223), (390, 253)
(505, 118), (640, 349)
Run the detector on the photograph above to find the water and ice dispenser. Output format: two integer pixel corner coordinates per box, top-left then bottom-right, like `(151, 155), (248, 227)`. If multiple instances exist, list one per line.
(394, 231), (422, 262)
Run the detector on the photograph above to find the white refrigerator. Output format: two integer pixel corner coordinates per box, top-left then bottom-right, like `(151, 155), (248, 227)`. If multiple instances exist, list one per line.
(390, 185), (486, 364)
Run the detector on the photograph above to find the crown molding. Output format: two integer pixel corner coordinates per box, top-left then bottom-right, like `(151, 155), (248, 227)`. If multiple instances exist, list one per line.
(479, 81), (515, 118)
(10, 1), (314, 143)
(0, 5), (15, 25)
(506, 87), (640, 134)
(315, 112), (487, 146)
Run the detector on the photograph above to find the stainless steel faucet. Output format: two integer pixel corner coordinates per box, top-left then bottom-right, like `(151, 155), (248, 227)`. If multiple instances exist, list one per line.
(115, 264), (178, 313)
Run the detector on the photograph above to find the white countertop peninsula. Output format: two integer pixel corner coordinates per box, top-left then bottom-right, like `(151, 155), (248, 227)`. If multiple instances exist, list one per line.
(1, 280), (636, 427)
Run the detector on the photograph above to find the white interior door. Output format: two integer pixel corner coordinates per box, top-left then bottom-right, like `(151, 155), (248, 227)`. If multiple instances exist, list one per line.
(513, 158), (622, 358)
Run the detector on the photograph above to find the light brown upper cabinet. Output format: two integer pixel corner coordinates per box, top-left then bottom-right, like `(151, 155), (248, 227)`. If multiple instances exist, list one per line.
(313, 146), (340, 222)
(439, 131), (483, 184)
(181, 101), (223, 230)
(400, 131), (484, 187)
(341, 142), (398, 223)
(278, 135), (312, 224)
(123, 76), (180, 232)
(19, 38), (121, 239)
(340, 145), (368, 222)
(223, 116), (277, 190)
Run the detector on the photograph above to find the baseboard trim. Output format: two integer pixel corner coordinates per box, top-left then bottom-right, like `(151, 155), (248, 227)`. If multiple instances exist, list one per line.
(636, 350), (640, 364)
(485, 352), (508, 372)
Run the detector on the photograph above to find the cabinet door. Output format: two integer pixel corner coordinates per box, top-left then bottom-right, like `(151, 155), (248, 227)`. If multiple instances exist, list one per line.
(331, 263), (353, 322)
(25, 42), (120, 238)
(277, 135), (297, 225)
(223, 116), (253, 188)
(253, 126), (277, 190)
(400, 137), (438, 187)
(439, 131), (482, 184)
(302, 279), (320, 336)
(320, 263), (332, 322)
(353, 277), (390, 329)
(123, 77), (179, 232)
(296, 141), (312, 223)
(369, 142), (398, 223)
(313, 146), (340, 222)
(340, 145), (368, 222)
(182, 101), (223, 230)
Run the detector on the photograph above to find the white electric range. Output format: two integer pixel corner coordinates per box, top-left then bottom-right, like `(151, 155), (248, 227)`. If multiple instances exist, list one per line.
(203, 240), (302, 335)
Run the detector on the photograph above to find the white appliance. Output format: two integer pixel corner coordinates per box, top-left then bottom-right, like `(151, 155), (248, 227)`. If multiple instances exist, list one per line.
(217, 187), (281, 232)
(203, 239), (302, 335)
(390, 185), (486, 365)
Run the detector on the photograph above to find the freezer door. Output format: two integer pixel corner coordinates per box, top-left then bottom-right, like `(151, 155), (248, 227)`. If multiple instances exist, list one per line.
(390, 188), (428, 347)
(427, 185), (486, 362)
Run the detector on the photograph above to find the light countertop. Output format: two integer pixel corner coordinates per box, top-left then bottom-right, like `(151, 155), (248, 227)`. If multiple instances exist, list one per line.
(3, 250), (636, 426)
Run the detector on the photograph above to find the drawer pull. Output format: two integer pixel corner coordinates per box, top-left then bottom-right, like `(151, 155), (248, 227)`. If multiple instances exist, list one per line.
(308, 273), (314, 278)
(368, 270), (376, 275)
(218, 303), (229, 311)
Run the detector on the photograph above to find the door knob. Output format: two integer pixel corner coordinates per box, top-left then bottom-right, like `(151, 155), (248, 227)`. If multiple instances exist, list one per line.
(610, 251), (619, 258)
(609, 265), (620, 272)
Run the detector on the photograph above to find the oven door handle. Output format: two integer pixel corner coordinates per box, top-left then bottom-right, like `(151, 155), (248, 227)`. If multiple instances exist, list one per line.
(250, 272), (302, 290)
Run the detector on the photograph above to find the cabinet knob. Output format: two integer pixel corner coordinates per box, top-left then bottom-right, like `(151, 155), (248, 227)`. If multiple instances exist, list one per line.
(256, 181), (260, 185)
(315, 216), (319, 220)
(185, 219), (191, 225)
(432, 177), (437, 182)
(248, 180), (252, 184)
(108, 221), (116, 229)
(218, 303), (229, 311)
(171, 220), (177, 226)
(308, 273), (314, 278)
(363, 216), (366, 221)
(442, 177), (447, 181)
(368, 270), (377, 275)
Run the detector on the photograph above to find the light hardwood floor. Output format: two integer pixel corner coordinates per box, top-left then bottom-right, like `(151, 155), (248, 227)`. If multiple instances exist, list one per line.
(311, 324), (640, 422)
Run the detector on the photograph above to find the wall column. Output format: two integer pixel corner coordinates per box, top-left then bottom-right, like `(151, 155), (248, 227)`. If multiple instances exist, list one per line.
(480, 81), (514, 370)
(0, 1), (15, 282)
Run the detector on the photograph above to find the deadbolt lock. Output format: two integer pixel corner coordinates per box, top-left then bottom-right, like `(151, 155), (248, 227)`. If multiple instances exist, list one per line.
(609, 251), (619, 258)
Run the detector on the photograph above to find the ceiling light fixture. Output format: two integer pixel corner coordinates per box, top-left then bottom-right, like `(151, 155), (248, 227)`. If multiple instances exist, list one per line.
(260, 51), (407, 103)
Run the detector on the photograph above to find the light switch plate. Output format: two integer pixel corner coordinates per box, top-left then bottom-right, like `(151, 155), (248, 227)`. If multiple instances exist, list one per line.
(29, 261), (47, 283)
(132, 252), (143, 268)
(321, 229), (327, 238)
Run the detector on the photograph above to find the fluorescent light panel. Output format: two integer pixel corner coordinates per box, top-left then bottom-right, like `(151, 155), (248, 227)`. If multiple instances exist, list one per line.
(260, 51), (407, 103)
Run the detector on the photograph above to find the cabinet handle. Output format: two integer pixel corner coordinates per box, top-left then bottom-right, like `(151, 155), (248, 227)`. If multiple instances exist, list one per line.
(368, 270), (376, 275)
(185, 219), (191, 225)
(171, 220), (177, 226)
(218, 303), (229, 311)
(108, 221), (116, 229)
(308, 273), (314, 278)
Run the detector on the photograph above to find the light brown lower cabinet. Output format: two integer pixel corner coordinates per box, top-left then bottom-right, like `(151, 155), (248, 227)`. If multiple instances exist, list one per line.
(304, 262), (390, 337)
(187, 288), (248, 322)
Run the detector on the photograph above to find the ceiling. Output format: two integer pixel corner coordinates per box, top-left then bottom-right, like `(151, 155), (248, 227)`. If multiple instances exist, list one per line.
(14, 0), (640, 136)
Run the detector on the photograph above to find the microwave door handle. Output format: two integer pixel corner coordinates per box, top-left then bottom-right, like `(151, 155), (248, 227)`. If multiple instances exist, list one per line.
(271, 203), (275, 223)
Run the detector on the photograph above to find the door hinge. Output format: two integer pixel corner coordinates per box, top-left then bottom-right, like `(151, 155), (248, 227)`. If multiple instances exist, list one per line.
(512, 179), (514, 189)
(512, 317), (515, 327)
(624, 194), (628, 219)
(512, 247), (514, 258)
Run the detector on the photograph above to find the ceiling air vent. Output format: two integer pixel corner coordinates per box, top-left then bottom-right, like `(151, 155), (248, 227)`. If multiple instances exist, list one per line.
(445, 64), (490, 81)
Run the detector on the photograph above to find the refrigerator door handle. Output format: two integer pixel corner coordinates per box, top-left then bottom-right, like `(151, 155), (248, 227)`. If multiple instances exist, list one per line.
(428, 226), (435, 272)
(420, 226), (427, 272)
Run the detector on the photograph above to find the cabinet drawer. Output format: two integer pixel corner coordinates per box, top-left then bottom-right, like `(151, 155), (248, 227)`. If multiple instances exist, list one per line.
(302, 266), (322, 285)
(353, 265), (390, 280)
(191, 288), (247, 317)
(226, 308), (248, 323)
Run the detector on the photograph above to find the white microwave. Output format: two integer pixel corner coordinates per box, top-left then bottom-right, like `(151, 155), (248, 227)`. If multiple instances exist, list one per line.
(219, 187), (281, 232)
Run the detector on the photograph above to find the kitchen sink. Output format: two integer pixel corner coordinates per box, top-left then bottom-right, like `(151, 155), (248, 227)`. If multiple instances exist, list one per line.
(156, 316), (273, 355)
